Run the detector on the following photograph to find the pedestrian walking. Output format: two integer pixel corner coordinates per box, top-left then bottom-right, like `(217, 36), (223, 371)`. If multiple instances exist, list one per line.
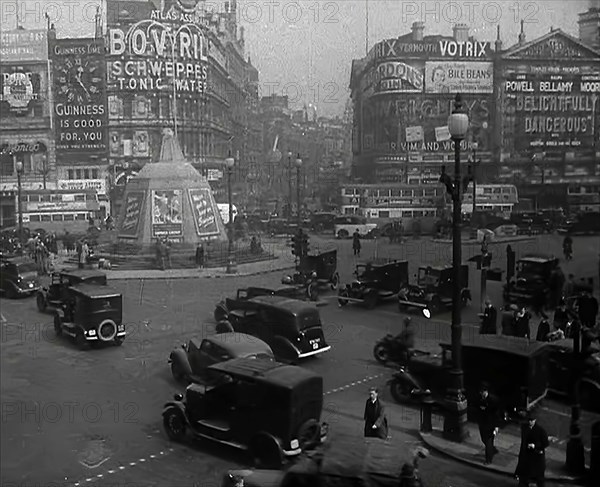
(195, 242), (205, 268)
(479, 299), (498, 335)
(475, 382), (499, 465)
(577, 289), (598, 329)
(515, 307), (531, 339)
(79, 240), (89, 269)
(535, 315), (551, 342)
(514, 411), (549, 487)
(363, 387), (388, 439)
(352, 229), (361, 257)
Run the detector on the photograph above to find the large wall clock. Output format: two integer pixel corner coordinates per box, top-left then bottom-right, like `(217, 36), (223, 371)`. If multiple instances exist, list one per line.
(57, 56), (103, 104)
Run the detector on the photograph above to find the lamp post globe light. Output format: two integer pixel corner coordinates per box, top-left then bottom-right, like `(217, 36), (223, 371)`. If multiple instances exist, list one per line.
(294, 154), (302, 227)
(287, 151), (293, 218)
(225, 153), (237, 274)
(444, 93), (469, 442)
(16, 160), (24, 247)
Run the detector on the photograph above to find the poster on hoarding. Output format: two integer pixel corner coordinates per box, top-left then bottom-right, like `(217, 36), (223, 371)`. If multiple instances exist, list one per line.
(0, 70), (42, 114)
(52, 39), (108, 157)
(505, 73), (600, 150)
(425, 61), (493, 93)
(152, 190), (183, 237)
(119, 191), (145, 238)
(188, 189), (219, 236)
(405, 126), (424, 143)
(0, 30), (48, 62)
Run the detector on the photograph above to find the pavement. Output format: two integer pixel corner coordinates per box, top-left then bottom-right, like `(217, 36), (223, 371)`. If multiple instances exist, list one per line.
(420, 420), (586, 484)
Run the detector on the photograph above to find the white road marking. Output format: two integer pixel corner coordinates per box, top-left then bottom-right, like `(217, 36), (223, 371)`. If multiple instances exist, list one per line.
(539, 406), (573, 418)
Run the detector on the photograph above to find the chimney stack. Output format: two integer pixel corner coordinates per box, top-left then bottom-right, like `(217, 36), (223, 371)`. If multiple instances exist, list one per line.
(411, 21), (425, 41)
(495, 25), (502, 52)
(578, 6), (600, 49)
(453, 24), (469, 42)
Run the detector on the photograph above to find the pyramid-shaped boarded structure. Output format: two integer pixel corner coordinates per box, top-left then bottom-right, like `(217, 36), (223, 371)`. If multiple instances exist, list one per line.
(116, 128), (227, 247)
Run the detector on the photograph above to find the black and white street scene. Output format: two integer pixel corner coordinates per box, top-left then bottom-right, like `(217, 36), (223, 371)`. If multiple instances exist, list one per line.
(1, 0), (600, 486)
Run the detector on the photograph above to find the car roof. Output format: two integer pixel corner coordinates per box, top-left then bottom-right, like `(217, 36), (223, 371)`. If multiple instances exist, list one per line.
(69, 283), (121, 298)
(442, 335), (548, 357)
(248, 295), (317, 313)
(59, 268), (106, 279)
(190, 333), (273, 355)
(519, 255), (556, 263)
(208, 357), (320, 387)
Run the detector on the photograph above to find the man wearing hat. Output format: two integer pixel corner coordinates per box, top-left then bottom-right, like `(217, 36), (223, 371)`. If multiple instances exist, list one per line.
(515, 411), (549, 486)
(363, 387), (388, 439)
(475, 382), (499, 464)
(479, 299), (497, 335)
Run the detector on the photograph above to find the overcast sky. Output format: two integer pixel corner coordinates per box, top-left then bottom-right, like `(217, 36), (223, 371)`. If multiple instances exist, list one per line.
(0, 0), (595, 116)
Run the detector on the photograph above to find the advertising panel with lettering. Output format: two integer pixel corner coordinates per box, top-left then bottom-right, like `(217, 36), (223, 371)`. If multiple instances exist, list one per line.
(151, 190), (182, 237)
(504, 73), (600, 150)
(52, 39), (108, 157)
(0, 30), (48, 62)
(0, 68), (42, 114)
(119, 191), (145, 238)
(106, 3), (208, 95)
(425, 62), (493, 94)
(188, 188), (219, 236)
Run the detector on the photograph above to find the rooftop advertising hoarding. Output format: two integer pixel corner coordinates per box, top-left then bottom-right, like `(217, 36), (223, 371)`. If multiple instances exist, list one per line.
(505, 73), (600, 151)
(106, 5), (209, 95)
(425, 61), (493, 94)
(52, 38), (108, 157)
(0, 30), (48, 62)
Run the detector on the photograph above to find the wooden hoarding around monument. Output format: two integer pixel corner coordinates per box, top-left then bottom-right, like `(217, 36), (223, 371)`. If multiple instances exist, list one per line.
(151, 190), (183, 237)
(119, 191), (145, 238)
(188, 188), (219, 237)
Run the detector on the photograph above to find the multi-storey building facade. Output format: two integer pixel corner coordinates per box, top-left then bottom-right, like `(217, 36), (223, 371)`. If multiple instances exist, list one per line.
(349, 22), (497, 185)
(103, 0), (260, 214)
(0, 29), (56, 227)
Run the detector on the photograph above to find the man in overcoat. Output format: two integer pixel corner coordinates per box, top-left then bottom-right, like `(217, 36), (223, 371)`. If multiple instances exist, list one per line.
(364, 387), (388, 439)
(515, 411), (549, 487)
(475, 382), (499, 464)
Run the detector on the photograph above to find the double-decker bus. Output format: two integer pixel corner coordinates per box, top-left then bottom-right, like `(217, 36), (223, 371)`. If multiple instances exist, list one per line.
(20, 189), (101, 233)
(462, 184), (519, 218)
(566, 183), (600, 213)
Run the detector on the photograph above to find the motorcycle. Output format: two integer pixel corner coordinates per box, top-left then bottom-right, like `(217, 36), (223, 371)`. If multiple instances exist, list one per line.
(373, 334), (412, 364)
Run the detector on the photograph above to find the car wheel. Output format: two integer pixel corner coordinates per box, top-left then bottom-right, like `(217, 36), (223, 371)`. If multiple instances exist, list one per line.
(365, 291), (378, 310)
(163, 409), (187, 442)
(97, 319), (117, 342)
(216, 320), (234, 334)
(307, 283), (319, 301)
(390, 380), (413, 403)
(297, 419), (320, 451)
(250, 435), (282, 469)
(337, 229), (349, 239)
(36, 293), (47, 312)
(53, 314), (63, 337)
(373, 344), (390, 364)
(330, 273), (339, 291)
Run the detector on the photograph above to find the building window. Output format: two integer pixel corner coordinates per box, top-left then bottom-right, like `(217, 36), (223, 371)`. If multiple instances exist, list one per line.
(30, 215), (40, 222)
(41, 214), (51, 222)
(52, 214), (63, 222)
(63, 214), (74, 221)
(83, 169), (89, 179)
(74, 195), (85, 202)
(91, 169), (99, 179)
(68, 169), (74, 179)
(123, 96), (133, 118)
(76, 213), (86, 220)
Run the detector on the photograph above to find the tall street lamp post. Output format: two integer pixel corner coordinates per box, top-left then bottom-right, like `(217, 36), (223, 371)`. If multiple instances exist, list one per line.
(566, 317), (585, 474)
(444, 93), (469, 442)
(287, 151), (292, 218)
(16, 160), (24, 246)
(225, 152), (237, 274)
(470, 141), (479, 224)
(295, 154), (302, 227)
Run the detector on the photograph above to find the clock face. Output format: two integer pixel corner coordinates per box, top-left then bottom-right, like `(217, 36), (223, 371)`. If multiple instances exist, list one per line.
(57, 56), (103, 104)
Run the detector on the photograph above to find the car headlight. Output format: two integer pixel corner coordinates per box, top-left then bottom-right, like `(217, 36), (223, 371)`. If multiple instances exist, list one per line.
(118, 325), (124, 331)
(88, 330), (96, 336)
(290, 439), (299, 450)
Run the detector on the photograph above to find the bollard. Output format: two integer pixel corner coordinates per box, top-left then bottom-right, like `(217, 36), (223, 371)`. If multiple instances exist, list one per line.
(591, 421), (600, 486)
(420, 391), (434, 433)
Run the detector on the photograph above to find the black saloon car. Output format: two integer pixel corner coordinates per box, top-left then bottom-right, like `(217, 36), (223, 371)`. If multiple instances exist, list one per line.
(214, 294), (330, 362)
(0, 257), (40, 298)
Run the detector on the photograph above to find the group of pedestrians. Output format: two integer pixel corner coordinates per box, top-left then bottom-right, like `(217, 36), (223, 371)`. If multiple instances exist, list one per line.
(26, 233), (58, 275)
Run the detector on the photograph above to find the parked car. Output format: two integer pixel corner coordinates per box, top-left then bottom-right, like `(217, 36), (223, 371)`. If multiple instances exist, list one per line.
(398, 264), (471, 315)
(36, 268), (107, 312)
(162, 357), (327, 467)
(282, 249), (339, 292)
(168, 333), (275, 383)
(53, 283), (125, 349)
(309, 212), (337, 233)
(0, 257), (40, 298)
(503, 255), (563, 307)
(222, 433), (429, 487)
(214, 294), (331, 362)
(338, 260), (409, 309)
(388, 335), (549, 421)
